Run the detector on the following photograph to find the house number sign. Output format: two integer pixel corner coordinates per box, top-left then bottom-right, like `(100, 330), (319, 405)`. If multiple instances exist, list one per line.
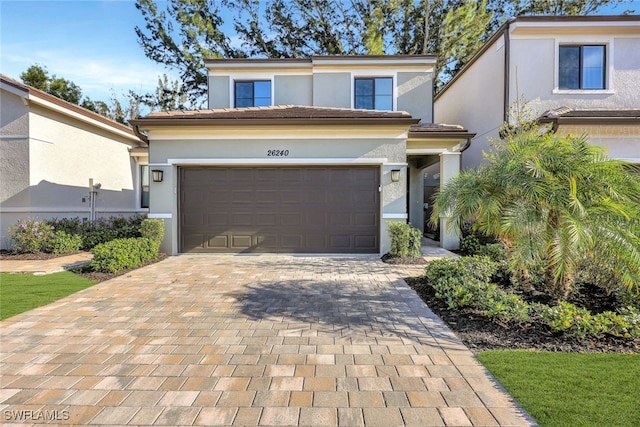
(267, 149), (290, 157)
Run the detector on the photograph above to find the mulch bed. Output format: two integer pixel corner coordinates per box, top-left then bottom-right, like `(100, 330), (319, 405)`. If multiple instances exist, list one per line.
(0, 250), (81, 260)
(381, 253), (427, 265)
(404, 275), (640, 354)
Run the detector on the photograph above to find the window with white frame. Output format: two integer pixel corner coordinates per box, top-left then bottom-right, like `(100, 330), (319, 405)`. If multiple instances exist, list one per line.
(354, 77), (393, 110)
(559, 45), (606, 90)
(234, 80), (271, 107)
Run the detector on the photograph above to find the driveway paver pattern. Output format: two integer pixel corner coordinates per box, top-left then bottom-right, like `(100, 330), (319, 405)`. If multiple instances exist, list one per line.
(0, 255), (536, 426)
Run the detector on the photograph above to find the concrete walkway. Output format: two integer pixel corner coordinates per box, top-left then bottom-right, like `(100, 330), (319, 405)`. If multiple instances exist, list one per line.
(0, 252), (93, 275)
(0, 255), (534, 426)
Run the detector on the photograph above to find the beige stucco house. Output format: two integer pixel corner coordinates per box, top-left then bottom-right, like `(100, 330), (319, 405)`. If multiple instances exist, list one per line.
(435, 15), (640, 170)
(131, 56), (474, 255)
(0, 75), (148, 249)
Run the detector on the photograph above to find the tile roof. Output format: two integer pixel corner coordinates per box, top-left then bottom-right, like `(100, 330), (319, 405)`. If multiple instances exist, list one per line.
(540, 107), (640, 120)
(0, 74), (138, 139)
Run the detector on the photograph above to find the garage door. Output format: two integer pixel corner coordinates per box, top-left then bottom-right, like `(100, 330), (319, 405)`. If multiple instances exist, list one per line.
(179, 166), (380, 253)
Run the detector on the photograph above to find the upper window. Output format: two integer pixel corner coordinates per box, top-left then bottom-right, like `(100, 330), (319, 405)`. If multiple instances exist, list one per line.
(354, 77), (393, 110)
(234, 80), (271, 107)
(559, 45), (606, 90)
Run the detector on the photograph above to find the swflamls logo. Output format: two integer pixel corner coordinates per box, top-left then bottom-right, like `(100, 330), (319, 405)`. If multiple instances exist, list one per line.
(3, 409), (70, 421)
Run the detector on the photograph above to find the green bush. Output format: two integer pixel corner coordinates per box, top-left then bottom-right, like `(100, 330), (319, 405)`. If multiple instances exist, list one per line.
(48, 231), (83, 255)
(541, 301), (597, 339)
(7, 218), (54, 253)
(387, 221), (422, 258)
(140, 219), (164, 245)
(90, 237), (159, 274)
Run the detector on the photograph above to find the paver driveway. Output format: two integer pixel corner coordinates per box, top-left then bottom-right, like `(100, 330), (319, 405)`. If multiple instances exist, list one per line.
(0, 255), (535, 426)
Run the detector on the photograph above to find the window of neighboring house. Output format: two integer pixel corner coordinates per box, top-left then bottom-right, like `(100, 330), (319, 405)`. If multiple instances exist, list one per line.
(141, 165), (150, 209)
(559, 45), (606, 90)
(354, 77), (393, 110)
(234, 80), (271, 107)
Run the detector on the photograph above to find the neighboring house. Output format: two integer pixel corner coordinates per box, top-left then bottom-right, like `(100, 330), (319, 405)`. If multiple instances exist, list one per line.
(0, 75), (148, 249)
(435, 15), (640, 170)
(131, 56), (475, 255)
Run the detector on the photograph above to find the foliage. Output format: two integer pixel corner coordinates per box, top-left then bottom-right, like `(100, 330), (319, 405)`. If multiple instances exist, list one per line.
(422, 256), (639, 337)
(431, 130), (640, 297)
(19, 64), (140, 123)
(90, 237), (160, 274)
(387, 221), (423, 258)
(478, 351), (640, 427)
(134, 0), (624, 105)
(7, 218), (55, 253)
(0, 272), (96, 320)
(141, 218), (165, 244)
(48, 231), (83, 255)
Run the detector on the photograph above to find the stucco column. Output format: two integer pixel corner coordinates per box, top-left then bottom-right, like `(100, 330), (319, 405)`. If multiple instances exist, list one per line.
(439, 151), (461, 250)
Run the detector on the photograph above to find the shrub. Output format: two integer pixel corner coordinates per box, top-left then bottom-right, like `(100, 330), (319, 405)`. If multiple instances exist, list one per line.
(140, 219), (164, 245)
(80, 214), (146, 249)
(7, 218), (54, 253)
(90, 237), (159, 274)
(480, 283), (531, 323)
(48, 231), (83, 255)
(387, 221), (422, 258)
(541, 301), (597, 339)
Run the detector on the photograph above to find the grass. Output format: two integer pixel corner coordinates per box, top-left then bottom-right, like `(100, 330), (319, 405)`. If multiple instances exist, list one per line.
(0, 272), (96, 320)
(477, 350), (640, 427)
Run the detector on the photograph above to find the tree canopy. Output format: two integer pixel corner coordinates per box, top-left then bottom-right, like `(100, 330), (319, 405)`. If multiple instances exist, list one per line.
(134, 0), (629, 107)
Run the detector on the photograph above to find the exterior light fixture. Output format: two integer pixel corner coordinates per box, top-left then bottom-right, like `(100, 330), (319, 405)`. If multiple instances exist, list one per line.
(391, 169), (401, 182)
(152, 169), (164, 182)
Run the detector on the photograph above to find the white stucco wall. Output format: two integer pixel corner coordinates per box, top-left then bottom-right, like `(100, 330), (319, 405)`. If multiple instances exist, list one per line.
(146, 124), (411, 255)
(434, 35), (506, 170)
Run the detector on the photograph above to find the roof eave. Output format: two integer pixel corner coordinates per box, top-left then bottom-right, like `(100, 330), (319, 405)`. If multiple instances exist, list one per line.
(131, 117), (420, 127)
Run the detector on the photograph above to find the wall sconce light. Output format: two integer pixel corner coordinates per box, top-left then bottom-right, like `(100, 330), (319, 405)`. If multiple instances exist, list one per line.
(390, 169), (401, 183)
(152, 169), (164, 183)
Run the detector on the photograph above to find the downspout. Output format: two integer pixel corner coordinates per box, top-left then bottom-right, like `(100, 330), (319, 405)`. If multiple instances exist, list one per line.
(503, 17), (516, 123)
(131, 123), (149, 145)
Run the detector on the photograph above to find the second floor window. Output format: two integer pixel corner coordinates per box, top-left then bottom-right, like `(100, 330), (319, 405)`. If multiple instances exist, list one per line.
(355, 77), (393, 110)
(235, 80), (271, 107)
(559, 45), (606, 90)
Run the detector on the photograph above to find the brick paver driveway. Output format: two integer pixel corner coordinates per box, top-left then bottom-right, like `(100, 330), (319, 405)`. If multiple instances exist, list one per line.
(1, 255), (535, 426)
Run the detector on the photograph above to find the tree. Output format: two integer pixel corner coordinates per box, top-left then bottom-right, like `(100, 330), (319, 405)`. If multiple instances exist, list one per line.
(131, 74), (189, 112)
(430, 130), (640, 297)
(20, 64), (82, 104)
(135, 0), (628, 106)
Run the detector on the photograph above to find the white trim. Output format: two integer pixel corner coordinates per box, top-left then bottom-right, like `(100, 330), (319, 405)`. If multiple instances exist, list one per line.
(351, 72), (397, 111)
(382, 213), (408, 219)
(385, 162), (409, 167)
(148, 163), (172, 167)
(166, 157), (389, 166)
(0, 207), (142, 213)
(407, 148), (454, 155)
(148, 213), (173, 219)
(229, 74), (274, 107)
(553, 37), (614, 93)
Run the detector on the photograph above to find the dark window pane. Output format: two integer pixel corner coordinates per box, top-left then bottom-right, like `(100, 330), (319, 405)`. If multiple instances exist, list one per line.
(141, 165), (149, 209)
(559, 46), (580, 89)
(582, 45), (605, 89)
(355, 79), (374, 96)
(235, 81), (271, 107)
(355, 96), (373, 109)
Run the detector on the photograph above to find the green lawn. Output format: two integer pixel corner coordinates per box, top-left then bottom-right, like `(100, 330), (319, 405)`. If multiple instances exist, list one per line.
(0, 272), (96, 320)
(477, 350), (640, 427)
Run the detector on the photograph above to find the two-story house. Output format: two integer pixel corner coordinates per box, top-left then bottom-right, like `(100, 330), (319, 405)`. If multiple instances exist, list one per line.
(131, 56), (475, 255)
(435, 15), (640, 170)
(0, 75), (148, 249)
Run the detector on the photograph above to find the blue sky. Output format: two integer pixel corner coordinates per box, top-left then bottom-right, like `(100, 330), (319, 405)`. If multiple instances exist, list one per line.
(1, 0), (638, 105)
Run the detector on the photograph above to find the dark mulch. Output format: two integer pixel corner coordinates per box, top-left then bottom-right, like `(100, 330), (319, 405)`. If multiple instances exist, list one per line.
(381, 253), (427, 265)
(405, 276), (640, 354)
(71, 253), (169, 282)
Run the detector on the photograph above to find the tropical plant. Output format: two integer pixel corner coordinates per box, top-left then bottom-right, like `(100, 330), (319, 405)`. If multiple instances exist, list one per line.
(430, 130), (640, 297)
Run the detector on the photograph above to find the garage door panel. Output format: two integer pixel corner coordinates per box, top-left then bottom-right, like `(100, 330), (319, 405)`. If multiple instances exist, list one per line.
(180, 166), (379, 253)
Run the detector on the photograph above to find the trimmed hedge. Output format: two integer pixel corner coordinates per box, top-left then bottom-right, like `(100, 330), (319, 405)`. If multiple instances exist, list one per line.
(387, 221), (422, 258)
(140, 218), (164, 244)
(90, 237), (159, 274)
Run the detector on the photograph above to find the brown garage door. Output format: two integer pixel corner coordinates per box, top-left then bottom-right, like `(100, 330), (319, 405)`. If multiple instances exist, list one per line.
(179, 166), (380, 253)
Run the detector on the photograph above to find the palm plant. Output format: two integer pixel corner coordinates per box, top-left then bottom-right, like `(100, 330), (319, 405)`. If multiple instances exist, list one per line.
(431, 130), (640, 297)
